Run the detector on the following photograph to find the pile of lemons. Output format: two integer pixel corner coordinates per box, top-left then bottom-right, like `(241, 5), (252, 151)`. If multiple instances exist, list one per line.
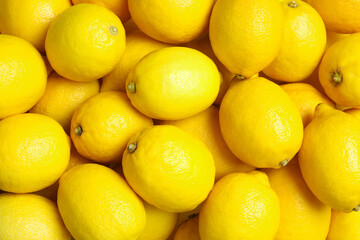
(1, 0), (360, 239)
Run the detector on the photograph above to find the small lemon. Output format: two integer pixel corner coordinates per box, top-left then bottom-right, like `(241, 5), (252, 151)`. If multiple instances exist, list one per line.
(0, 193), (71, 240)
(58, 163), (146, 240)
(45, 3), (126, 82)
(0, 113), (70, 193)
(122, 125), (215, 212)
(199, 171), (280, 240)
(327, 210), (360, 240)
(174, 215), (200, 240)
(126, 47), (220, 120)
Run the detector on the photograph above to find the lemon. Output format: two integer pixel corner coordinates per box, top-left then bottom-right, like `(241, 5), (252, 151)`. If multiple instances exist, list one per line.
(319, 33), (360, 107)
(219, 77), (303, 168)
(0, 193), (71, 240)
(58, 163), (146, 240)
(345, 108), (360, 119)
(72, 0), (130, 22)
(128, 0), (215, 44)
(0, 113), (70, 193)
(122, 125), (215, 212)
(199, 171), (280, 240)
(101, 30), (170, 92)
(266, 159), (331, 240)
(126, 47), (220, 120)
(174, 215), (200, 240)
(281, 83), (334, 127)
(0, 34), (47, 119)
(138, 202), (178, 240)
(299, 104), (360, 212)
(71, 91), (153, 163)
(45, 3), (126, 82)
(209, 0), (284, 77)
(30, 72), (100, 133)
(263, 0), (326, 82)
(325, 30), (349, 51)
(327, 210), (360, 240)
(161, 105), (254, 181)
(0, 0), (71, 52)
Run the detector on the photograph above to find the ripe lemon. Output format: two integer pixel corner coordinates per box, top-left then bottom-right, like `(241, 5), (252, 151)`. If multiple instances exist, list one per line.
(58, 163), (146, 240)
(126, 47), (220, 120)
(30, 72), (100, 133)
(0, 0), (71, 52)
(281, 83), (334, 127)
(122, 125), (215, 212)
(299, 104), (360, 212)
(0, 113), (70, 193)
(161, 105), (254, 181)
(0, 34), (47, 119)
(71, 91), (153, 163)
(209, 0), (284, 78)
(266, 159), (331, 240)
(0, 193), (71, 240)
(72, 0), (130, 22)
(45, 3), (126, 82)
(263, 0), (326, 82)
(319, 33), (360, 107)
(174, 215), (200, 240)
(101, 30), (170, 92)
(128, 0), (215, 44)
(138, 202), (178, 240)
(304, 0), (360, 33)
(219, 77), (303, 168)
(199, 171), (280, 240)
(327, 210), (360, 240)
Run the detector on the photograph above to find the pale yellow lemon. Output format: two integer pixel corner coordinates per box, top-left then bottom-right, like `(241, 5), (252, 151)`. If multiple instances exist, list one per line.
(174, 215), (200, 240)
(45, 3), (126, 82)
(0, 34), (47, 119)
(327, 210), (360, 240)
(122, 125), (215, 212)
(71, 91), (153, 163)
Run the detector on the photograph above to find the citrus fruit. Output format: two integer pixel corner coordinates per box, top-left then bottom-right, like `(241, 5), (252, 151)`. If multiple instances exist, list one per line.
(327, 210), (360, 240)
(174, 215), (200, 240)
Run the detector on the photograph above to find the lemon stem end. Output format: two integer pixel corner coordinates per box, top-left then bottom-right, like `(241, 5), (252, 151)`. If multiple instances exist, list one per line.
(288, 1), (298, 8)
(127, 82), (136, 94)
(279, 159), (289, 167)
(331, 69), (343, 86)
(127, 143), (137, 153)
(353, 205), (360, 212)
(74, 125), (83, 136)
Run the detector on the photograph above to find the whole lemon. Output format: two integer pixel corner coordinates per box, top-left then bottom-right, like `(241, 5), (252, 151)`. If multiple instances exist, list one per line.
(122, 125), (215, 212)
(209, 0), (284, 77)
(199, 171), (280, 240)
(45, 3), (126, 82)
(0, 193), (71, 240)
(299, 104), (360, 212)
(0, 113), (70, 193)
(219, 77), (303, 168)
(58, 163), (146, 240)
(126, 47), (220, 120)
(0, 34), (47, 119)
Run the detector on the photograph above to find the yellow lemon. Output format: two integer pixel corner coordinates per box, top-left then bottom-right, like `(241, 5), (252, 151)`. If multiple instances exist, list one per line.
(0, 0), (71, 52)
(209, 0), (284, 78)
(265, 159), (331, 240)
(199, 171), (280, 240)
(0, 113), (70, 193)
(161, 105), (254, 181)
(71, 91), (153, 163)
(0, 34), (47, 119)
(126, 47), (220, 120)
(174, 215), (200, 240)
(58, 163), (146, 240)
(281, 83), (334, 127)
(0, 193), (71, 240)
(30, 72), (100, 133)
(45, 3), (126, 82)
(219, 77), (303, 168)
(122, 125), (215, 212)
(101, 30), (170, 92)
(263, 0), (326, 82)
(345, 108), (360, 119)
(327, 210), (360, 240)
(299, 104), (360, 212)
(138, 202), (178, 240)
(72, 0), (130, 22)
(128, 0), (215, 44)
(319, 33), (360, 107)
(304, 0), (360, 33)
